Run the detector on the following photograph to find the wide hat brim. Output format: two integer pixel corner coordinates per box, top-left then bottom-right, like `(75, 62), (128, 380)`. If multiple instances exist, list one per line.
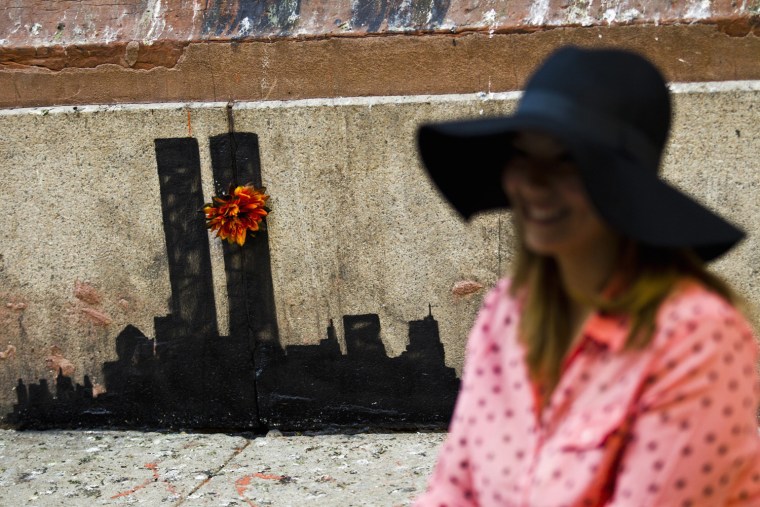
(417, 112), (745, 262)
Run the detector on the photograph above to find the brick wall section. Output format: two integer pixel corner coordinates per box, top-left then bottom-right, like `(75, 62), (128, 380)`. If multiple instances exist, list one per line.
(1, 1), (758, 107)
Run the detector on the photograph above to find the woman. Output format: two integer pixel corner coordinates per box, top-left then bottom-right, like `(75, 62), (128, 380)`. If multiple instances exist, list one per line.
(414, 47), (760, 506)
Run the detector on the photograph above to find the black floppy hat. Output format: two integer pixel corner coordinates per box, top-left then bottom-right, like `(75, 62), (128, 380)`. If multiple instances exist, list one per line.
(417, 46), (744, 262)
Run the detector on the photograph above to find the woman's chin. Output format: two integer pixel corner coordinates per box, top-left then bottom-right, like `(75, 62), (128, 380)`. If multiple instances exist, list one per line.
(523, 237), (567, 257)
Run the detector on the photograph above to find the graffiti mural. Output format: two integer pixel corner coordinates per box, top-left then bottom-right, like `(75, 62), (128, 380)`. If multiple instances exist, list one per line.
(8, 131), (459, 431)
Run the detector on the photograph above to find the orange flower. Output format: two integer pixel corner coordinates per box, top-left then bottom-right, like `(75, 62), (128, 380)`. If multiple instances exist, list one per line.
(203, 184), (270, 246)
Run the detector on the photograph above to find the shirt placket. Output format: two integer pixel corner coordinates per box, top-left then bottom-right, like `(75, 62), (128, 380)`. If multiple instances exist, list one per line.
(522, 334), (600, 507)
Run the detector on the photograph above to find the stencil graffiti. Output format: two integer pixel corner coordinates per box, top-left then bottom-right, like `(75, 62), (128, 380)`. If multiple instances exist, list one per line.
(9, 133), (459, 431)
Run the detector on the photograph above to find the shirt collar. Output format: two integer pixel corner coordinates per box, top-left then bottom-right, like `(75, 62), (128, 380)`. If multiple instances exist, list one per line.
(582, 311), (630, 353)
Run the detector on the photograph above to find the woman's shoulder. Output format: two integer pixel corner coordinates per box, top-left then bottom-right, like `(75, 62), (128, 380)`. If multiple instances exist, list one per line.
(652, 276), (754, 348)
(659, 277), (740, 319)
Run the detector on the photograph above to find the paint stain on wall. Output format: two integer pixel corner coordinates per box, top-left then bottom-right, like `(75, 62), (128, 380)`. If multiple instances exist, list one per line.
(91, 383), (106, 397)
(111, 461), (180, 500)
(1, 299), (28, 344)
(74, 281), (103, 305)
(44, 346), (75, 377)
(71, 281), (113, 326)
(451, 280), (484, 296)
(0, 345), (17, 360)
(236, 472), (289, 506)
(80, 307), (113, 326)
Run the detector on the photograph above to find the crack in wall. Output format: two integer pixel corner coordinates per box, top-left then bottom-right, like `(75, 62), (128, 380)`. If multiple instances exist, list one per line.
(172, 439), (252, 506)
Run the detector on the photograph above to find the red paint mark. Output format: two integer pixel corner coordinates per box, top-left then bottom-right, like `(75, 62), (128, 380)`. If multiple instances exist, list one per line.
(235, 475), (258, 507)
(91, 383), (106, 398)
(111, 480), (149, 499)
(74, 281), (103, 305)
(452, 280), (484, 296)
(80, 307), (113, 326)
(110, 461), (179, 500)
(235, 472), (285, 506)
(0, 344), (16, 360)
(253, 472), (283, 481)
(236, 474), (252, 492)
(45, 346), (75, 376)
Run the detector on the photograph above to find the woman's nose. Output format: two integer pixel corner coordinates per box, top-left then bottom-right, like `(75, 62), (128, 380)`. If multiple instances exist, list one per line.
(520, 165), (553, 189)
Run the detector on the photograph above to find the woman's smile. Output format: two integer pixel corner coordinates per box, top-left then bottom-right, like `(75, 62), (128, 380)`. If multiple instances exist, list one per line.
(521, 203), (570, 224)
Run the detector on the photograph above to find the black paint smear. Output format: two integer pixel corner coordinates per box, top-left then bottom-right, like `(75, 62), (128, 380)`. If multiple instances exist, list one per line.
(201, 0), (302, 37)
(8, 133), (459, 431)
(353, 0), (450, 32)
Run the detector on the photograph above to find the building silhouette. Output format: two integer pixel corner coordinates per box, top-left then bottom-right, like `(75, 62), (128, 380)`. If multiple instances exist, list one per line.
(9, 133), (459, 431)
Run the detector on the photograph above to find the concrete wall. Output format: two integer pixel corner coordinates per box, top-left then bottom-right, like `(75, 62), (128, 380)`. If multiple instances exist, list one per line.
(1, 82), (759, 426)
(1, 0), (759, 429)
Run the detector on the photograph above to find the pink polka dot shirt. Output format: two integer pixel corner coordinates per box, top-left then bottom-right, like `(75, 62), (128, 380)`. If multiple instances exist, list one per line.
(414, 278), (760, 506)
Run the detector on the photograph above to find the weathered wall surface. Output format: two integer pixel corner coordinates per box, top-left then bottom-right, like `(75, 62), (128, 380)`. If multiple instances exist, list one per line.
(1, 83), (759, 426)
(1, 2), (759, 108)
(3, 0), (758, 49)
(1, 0), (759, 429)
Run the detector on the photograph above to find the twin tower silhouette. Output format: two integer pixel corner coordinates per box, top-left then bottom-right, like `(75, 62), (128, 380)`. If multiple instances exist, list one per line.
(10, 133), (459, 431)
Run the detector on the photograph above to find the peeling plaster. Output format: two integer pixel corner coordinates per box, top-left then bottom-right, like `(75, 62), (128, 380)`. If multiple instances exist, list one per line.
(239, 16), (253, 36)
(527, 0), (550, 25)
(483, 8), (497, 36)
(139, 0), (166, 43)
(191, 0), (203, 40)
(0, 1), (756, 61)
(101, 26), (121, 44)
(294, 9), (320, 36)
(686, 0), (712, 20)
(603, 8), (618, 25)
(564, 0), (596, 27)
(619, 9), (642, 23)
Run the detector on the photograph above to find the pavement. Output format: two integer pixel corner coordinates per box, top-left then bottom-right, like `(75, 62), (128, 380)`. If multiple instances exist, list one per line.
(0, 429), (444, 506)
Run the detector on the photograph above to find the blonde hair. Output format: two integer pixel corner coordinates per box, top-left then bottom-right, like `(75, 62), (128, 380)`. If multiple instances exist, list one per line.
(510, 239), (738, 391)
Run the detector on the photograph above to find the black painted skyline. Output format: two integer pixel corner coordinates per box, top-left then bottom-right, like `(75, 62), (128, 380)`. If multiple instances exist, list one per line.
(9, 133), (459, 431)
